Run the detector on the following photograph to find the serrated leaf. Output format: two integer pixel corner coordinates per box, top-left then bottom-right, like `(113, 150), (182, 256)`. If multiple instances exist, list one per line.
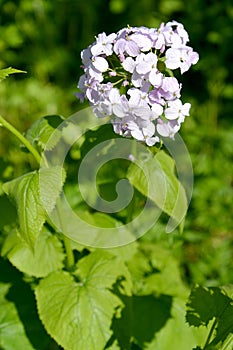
(2, 171), (46, 248)
(0, 67), (26, 82)
(0, 283), (35, 350)
(186, 285), (233, 348)
(2, 166), (65, 248)
(35, 251), (130, 350)
(127, 150), (187, 231)
(25, 115), (64, 151)
(39, 166), (66, 214)
(1, 228), (65, 278)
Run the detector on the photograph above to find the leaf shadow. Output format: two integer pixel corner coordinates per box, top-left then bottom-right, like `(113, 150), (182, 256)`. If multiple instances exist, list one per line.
(107, 290), (173, 349)
(0, 257), (60, 349)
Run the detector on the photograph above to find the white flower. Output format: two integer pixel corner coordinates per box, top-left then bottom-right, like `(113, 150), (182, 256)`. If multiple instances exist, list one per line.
(165, 99), (191, 121)
(165, 46), (199, 74)
(91, 32), (117, 56)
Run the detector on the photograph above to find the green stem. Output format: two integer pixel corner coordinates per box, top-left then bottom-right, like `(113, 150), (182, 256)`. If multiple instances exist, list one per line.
(203, 317), (218, 349)
(63, 235), (75, 270)
(54, 197), (75, 270)
(0, 114), (41, 165)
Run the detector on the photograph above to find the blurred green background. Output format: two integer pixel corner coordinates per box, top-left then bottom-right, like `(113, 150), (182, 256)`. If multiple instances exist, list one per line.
(0, 0), (232, 287)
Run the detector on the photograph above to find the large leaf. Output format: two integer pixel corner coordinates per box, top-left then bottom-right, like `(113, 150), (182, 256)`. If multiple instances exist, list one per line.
(1, 228), (65, 278)
(35, 251), (132, 350)
(186, 285), (233, 349)
(2, 166), (65, 247)
(145, 297), (207, 350)
(127, 150), (187, 231)
(0, 67), (26, 82)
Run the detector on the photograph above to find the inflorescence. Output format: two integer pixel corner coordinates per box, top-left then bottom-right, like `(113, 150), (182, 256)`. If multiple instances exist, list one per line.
(76, 21), (199, 146)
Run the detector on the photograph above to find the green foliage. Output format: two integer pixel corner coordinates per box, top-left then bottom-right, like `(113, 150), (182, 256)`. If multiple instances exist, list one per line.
(186, 285), (233, 349)
(35, 251), (130, 350)
(0, 0), (232, 349)
(127, 150), (187, 231)
(0, 283), (35, 350)
(0, 67), (26, 82)
(1, 228), (65, 278)
(2, 166), (65, 248)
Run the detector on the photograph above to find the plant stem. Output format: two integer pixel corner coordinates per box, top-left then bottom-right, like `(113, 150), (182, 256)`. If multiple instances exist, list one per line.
(63, 235), (75, 270)
(0, 114), (41, 165)
(203, 317), (218, 349)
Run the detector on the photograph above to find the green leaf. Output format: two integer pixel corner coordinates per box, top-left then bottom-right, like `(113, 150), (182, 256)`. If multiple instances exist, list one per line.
(127, 150), (187, 231)
(35, 251), (131, 350)
(0, 195), (17, 228)
(49, 195), (135, 248)
(0, 67), (26, 82)
(2, 166), (65, 248)
(127, 243), (188, 297)
(0, 283), (35, 350)
(0, 258), (53, 350)
(1, 228), (65, 278)
(145, 298), (207, 350)
(111, 294), (173, 349)
(25, 115), (64, 151)
(186, 285), (233, 348)
(2, 171), (46, 248)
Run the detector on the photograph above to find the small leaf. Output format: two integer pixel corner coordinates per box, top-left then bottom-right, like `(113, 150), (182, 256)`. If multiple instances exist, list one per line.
(1, 228), (65, 278)
(127, 150), (187, 230)
(25, 115), (64, 151)
(35, 251), (131, 350)
(0, 67), (26, 82)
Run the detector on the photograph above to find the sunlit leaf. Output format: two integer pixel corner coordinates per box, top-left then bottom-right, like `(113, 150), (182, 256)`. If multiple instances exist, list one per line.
(0, 283), (35, 350)
(1, 228), (65, 278)
(2, 171), (46, 248)
(2, 166), (65, 248)
(35, 251), (131, 350)
(25, 115), (64, 151)
(127, 150), (187, 230)
(0, 67), (26, 82)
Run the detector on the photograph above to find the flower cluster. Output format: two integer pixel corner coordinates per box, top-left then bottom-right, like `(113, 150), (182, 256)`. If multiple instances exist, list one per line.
(76, 21), (199, 146)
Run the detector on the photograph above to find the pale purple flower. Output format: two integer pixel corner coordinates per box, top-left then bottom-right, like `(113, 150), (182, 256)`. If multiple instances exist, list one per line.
(114, 38), (140, 61)
(163, 21), (189, 47)
(165, 46), (199, 74)
(160, 77), (181, 100)
(129, 33), (152, 52)
(135, 52), (160, 86)
(77, 23), (199, 145)
(91, 56), (109, 73)
(91, 32), (117, 56)
(157, 119), (180, 138)
(165, 99), (191, 121)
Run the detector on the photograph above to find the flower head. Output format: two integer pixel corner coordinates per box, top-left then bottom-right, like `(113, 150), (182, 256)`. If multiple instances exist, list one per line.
(76, 22), (199, 145)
